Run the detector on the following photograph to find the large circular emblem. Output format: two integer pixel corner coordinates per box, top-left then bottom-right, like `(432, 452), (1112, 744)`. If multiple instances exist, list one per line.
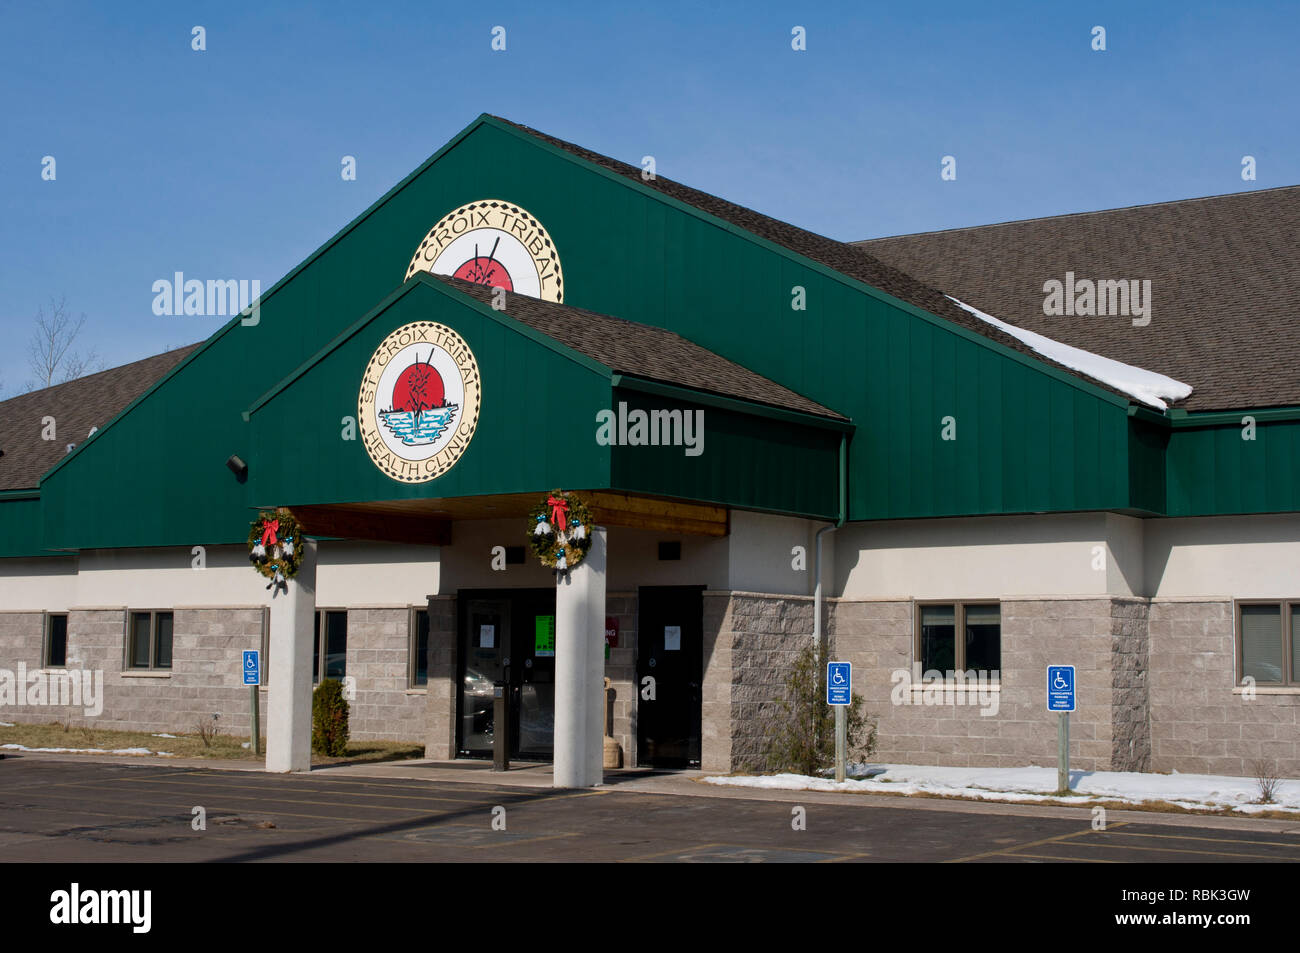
(405, 199), (563, 303)
(358, 322), (482, 483)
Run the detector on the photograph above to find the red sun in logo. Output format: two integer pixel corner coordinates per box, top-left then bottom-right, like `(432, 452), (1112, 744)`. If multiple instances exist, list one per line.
(453, 256), (513, 290)
(392, 357), (445, 414)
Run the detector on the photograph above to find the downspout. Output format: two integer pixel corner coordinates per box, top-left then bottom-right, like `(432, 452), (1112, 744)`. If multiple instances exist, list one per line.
(813, 431), (848, 658)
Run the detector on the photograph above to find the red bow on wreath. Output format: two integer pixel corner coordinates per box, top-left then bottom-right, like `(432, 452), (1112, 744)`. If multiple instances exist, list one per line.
(261, 519), (280, 548)
(547, 495), (569, 534)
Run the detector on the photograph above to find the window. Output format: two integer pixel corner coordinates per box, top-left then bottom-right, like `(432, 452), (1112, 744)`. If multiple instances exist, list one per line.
(43, 613), (68, 668)
(312, 610), (348, 683)
(409, 607), (430, 688)
(126, 610), (173, 670)
(916, 602), (1001, 677)
(1237, 601), (1299, 686)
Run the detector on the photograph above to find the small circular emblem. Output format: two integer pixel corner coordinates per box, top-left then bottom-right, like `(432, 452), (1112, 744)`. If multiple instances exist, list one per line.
(405, 199), (563, 303)
(358, 322), (481, 483)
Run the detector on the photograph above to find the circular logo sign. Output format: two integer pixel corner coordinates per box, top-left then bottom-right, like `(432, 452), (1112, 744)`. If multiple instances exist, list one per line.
(358, 322), (482, 483)
(405, 199), (563, 302)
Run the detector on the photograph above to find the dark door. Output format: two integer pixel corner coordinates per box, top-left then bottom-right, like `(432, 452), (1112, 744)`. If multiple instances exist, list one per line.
(637, 586), (704, 768)
(510, 589), (556, 761)
(456, 589), (556, 760)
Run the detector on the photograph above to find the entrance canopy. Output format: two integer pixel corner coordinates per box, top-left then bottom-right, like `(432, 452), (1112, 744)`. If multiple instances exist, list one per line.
(243, 272), (851, 527)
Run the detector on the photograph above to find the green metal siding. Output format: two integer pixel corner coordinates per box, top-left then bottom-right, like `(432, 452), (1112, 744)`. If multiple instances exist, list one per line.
(0, 494), (48, 558)
(1127, 417), (1169, 514)
(246, 280), (612, 506)
(35, 116), (1148, 551)
(609, 387), (841, 520)
(447, 121), (1136, 521)
(1166, 416), (1300, 516)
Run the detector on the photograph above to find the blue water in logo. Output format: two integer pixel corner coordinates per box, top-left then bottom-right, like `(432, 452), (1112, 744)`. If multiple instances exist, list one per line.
(380, 405), (459, 445)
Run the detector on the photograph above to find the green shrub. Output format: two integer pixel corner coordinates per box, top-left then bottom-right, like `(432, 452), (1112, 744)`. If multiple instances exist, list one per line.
(312, 678), (350, 756)
(763, 643), (876, 776)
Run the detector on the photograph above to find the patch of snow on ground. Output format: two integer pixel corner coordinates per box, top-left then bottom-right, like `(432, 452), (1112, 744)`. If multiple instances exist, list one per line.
(151, 733), (178, 738)
(1, 744), (174, 757)
(705, 763), (1300, 814)
(0, 721), (14, 727)
(947, 295), (1193, 410)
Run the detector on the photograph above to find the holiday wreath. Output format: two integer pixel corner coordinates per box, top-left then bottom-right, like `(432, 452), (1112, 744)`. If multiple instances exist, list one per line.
(527, 490), (593, 573)
(248, 508), (304, 590)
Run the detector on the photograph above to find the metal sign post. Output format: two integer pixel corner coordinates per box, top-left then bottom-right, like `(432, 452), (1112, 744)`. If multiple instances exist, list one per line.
(243, 650), (261, 756)
(826, 661), (852, 783)
(1046, 665), (1076, 794)
(1057, 711), (1069, 793)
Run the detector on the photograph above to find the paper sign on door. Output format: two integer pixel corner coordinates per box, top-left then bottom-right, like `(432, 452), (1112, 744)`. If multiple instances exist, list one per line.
(479, 624), (495, 648)
(664, 625), (681, 651)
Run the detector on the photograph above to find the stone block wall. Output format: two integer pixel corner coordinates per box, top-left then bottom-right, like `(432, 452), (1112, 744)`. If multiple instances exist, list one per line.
(700, 591), (816, 772)
(344, 607), (427, 742)
(167, 608), (266, 736)
(831, 597), (1147, 771)
(0, 608), (264, 736)
(9, 590), (1295, 780)
(1149, 599), (1299, 777)
(0, 611), (43, 671)
(701, 591), (733, 772)
(1, 605), (433, 743)
(697, 593), (1165, 774)
(424, 595), (457, 759)
(1111, 598), (1151, 771)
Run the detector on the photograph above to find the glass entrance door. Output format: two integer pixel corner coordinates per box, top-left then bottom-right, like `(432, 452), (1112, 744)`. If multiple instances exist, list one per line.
(459, 599), (508, 757)
(514, 590), (556, 760)
(456, 589), (556, 761)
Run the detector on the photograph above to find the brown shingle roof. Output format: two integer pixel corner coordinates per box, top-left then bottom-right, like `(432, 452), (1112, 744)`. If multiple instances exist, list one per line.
(857, 186), (1300, 412)
(0, 345), (198, 491)
(435, 275), (845, 421)
(491, 116), (1136, 405)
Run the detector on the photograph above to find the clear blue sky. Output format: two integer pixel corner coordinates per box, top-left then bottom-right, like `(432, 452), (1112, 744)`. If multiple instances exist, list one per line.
(2, 1), (1297, 393)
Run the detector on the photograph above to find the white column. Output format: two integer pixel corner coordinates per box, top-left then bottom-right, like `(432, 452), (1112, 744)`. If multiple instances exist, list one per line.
(553, 525), (607, 788)
(266, 539), (317, 773)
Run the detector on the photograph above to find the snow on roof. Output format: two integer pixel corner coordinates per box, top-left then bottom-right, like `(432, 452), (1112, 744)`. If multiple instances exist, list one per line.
(946, 296), (1193, 411)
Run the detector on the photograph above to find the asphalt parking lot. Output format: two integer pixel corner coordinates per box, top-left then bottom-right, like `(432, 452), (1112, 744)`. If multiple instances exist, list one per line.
(2, 755), (1299, 863)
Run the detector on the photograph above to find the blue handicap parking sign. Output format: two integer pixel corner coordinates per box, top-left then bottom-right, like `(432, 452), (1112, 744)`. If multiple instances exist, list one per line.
(1046, 665), (1075, 712)
(243, 650), (261, 686)
(826, 661), (851, 706)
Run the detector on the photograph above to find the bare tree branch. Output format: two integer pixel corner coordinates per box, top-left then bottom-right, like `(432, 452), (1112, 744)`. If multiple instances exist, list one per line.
(26, 295), (101, 389)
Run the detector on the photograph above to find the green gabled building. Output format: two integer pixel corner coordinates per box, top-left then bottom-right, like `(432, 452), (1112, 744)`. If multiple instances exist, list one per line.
(1, 115), (1296, 782)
